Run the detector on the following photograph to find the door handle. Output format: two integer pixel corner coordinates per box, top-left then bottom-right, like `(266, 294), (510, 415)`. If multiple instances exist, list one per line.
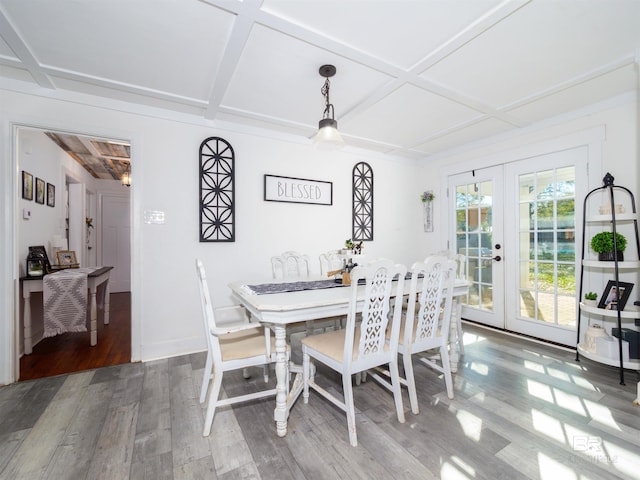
(492, 255), (502, 262)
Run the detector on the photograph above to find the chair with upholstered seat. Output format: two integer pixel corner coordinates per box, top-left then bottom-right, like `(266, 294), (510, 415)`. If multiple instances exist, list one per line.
(196, 259), (288, 436)
(302, 259), (407, 446)
(399, 255), (457, 413)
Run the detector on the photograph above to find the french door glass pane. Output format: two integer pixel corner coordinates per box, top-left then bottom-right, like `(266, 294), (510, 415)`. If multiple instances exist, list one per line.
(456, 180), (493, 311)
(517, 167), (576, 326)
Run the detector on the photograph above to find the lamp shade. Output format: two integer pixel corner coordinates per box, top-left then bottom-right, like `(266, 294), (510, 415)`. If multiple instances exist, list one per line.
(313, 118), (344, 148)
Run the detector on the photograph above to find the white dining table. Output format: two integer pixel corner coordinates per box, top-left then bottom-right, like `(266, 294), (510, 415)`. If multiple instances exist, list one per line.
(229, 275), (470, 438)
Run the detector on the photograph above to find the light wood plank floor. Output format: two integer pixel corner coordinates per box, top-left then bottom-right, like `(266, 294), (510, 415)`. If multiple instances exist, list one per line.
(1, 323), (638, 480)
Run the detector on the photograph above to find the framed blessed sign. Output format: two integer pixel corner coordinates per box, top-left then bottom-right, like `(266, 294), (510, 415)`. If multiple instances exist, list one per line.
(264, 175), (333, 206)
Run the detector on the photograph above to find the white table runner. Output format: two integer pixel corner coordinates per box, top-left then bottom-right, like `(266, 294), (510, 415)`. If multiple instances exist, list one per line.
(43, 267), (98, 338)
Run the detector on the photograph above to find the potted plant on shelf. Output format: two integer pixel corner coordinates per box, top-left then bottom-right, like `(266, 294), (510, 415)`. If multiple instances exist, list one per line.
(583, 292), (598, 307)
(590, 231), (627, 261)
(341, 239), (354, 255)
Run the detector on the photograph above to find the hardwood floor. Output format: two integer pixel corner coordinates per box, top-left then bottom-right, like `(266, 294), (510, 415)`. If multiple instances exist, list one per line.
(19, 292), (131, 381)
(2, 323), (639, 479)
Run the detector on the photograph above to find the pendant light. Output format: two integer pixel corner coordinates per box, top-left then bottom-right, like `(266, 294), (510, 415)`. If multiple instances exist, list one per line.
(312, 64), (344, 148)
(121, 163), (131, 187)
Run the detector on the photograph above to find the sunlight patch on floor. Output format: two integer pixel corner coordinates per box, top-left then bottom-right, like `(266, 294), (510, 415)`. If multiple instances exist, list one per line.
(584, 400), (622, 431)
(469, 361), (489, 375)
(524, 359), (546, 373)
(564, 423), (636, 477)
(527, 379), (588, 416)
(599, 439), (637, 478)
(460, 332), (487, 345)
(537, 452), (578, 480)
(441, 455), (476, 479)
(545, 366), (571, 383)
(531, 409), (567, 443)
(455, 409), (483, 442)
(531, 408), (638, 478)
(571, 376), (601, 392)
(527, 379), (555, 403)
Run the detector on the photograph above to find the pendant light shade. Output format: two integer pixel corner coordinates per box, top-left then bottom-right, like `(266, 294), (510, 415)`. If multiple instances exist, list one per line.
(312, 64), (344, 148)
(121, 163), (131, 187)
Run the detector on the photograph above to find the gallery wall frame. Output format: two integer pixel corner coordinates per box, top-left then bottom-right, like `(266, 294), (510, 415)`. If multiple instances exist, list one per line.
(22, 171), (33, 200)
(47, 183), (55, 207)
(35, 177), (45, 204)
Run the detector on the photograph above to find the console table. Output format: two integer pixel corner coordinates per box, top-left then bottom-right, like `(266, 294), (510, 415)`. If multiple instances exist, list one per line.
(20, 266), (113, 354)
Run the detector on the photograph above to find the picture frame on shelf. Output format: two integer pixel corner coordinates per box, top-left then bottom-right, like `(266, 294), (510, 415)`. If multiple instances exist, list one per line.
(598, 280), (633, 311)
(56, 250), (78, 268)
(35, 177), (45, 204)
(22, 171), (33, 200)
(47, 182), (55, 207)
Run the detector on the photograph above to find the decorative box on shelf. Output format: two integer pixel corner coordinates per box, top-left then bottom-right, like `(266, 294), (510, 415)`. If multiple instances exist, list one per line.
(595, 335), (630, 362)
(612, 328), (640, 359)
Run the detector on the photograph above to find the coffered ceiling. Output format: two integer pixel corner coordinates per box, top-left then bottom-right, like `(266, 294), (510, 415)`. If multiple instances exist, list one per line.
(1, 0), (639, 161)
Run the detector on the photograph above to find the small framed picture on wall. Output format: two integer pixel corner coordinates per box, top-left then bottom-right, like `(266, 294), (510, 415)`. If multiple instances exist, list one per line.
(47, 183), (55, 207)
(35, 177), (45, 204)
(22, 171), (33, 200)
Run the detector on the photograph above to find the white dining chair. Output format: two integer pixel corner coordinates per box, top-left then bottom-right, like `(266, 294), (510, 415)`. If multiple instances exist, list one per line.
(196, 259), (288, 436)
(319, 250), (343, 275)
(271, 251), (311, 279)
(301, 259), (407, 446)
(398, 255), (457, 414)
(271, 250), (341, 338)
(429, 250), (467, 355)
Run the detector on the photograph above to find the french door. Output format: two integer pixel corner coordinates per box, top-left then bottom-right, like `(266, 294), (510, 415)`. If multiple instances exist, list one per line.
(449, 166), (505, 328)
(449, 147), (588, 345)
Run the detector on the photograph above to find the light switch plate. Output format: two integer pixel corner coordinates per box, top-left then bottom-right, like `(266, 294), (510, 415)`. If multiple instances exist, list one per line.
(143, 210), (165, 224)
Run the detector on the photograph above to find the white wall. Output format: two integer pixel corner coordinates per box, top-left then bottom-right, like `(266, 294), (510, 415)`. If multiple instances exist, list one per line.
(0, 89), (421, 383)
(2, 88), (637, 385)
(18, 129), (67, 274)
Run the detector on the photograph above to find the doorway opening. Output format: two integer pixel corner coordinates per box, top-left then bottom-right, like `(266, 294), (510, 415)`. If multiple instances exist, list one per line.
(15, 126), (132, 380)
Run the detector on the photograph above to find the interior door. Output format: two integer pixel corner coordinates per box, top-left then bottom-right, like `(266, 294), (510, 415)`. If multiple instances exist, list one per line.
(101, 194), (131, 292)
(449, 166), (505, 328)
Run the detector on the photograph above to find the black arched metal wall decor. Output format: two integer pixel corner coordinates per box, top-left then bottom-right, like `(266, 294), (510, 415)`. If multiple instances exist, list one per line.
(352, 161), (373, 241)
(199, 137), (235, 242)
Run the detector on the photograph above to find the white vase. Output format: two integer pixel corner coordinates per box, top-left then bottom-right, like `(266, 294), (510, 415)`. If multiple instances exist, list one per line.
(585, 324), (607, 353)
(422, 202), (433, 232)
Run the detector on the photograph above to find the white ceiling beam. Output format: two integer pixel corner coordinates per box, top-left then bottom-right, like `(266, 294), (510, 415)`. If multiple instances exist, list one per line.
(0, 4), (54, 88)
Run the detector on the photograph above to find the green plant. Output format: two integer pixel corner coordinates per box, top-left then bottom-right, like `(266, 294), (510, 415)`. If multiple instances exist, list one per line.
(344, 239), (354, 250)
(420, 191), (435, 203)
(584, 291), (598, 301)
(590, 231), (626, 253)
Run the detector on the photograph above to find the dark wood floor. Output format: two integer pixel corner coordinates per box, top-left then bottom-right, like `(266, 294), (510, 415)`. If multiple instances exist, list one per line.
(19, 292), (131, 381)
(2, 323), (639, 479)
